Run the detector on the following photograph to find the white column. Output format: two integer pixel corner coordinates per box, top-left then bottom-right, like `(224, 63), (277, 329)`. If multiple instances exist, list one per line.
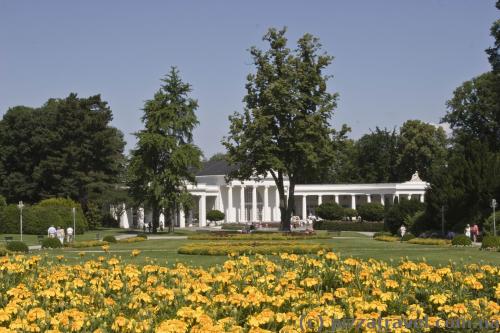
(179, 206), (185, 228)
(252, 185), (257, 222)
(351, 195), (356, 209)
(302, 195), (308, 220)
(240, 185), (246, 222)
(199, 195), (206, 227)
(263, 185), (269, 221)
(275, 187), (281, 222)
(227, 185), (233, 222)
(380, 194), (385, 206)
(318, 195), (323, 206)
(420, 193), (425, 203)
(367, 194), (371, 203)
(335, 195), (339, 204)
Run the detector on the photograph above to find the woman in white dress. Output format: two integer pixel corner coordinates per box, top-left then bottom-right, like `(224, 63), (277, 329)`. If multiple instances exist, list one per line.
(464, 224), (471, 238)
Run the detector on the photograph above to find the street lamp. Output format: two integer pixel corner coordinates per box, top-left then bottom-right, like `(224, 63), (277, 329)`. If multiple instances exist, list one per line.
(17, 201), (24, 241)
(72, 207), (76, 241)
(492, 199), (497, 237)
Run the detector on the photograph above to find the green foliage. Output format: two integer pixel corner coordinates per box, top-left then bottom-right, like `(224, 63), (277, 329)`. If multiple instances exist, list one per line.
(178, 241), (331, 256)
(483, 211), (500, 236)
(102, 235), (117, 243)
(313, 220), (384, 232)
(36, 198), (88, 234)
(451, 235), (472, 246)
(6, 241), (28, 253)
(137, 233), (148, 239)
(0, 195), (6, 209)
(0, 94), (125, 204)
(357, 203), (385, 221)
(385, 199), (425, 234)
(128, 67), (202, 233)
(41, 237), (63, 249)
(401, 233), (415, 241)
(404, 210), (426, 235)
(481, 236), (500, 249)
(206, 210), (225, 222)
(84, 202), (102, 230)
(316, 203), (344, 220)
(343, 208), (357, 218)
(223, 27), (343, 231)
(407, 238), (450, 246)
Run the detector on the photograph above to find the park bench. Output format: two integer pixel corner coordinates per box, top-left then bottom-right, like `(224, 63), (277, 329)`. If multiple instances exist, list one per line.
(4, 236), (13, 243)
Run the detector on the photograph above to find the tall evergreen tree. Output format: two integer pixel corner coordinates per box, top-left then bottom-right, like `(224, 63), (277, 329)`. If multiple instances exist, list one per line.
(223, 28), (342, 231)
(128, 67), (202, 233)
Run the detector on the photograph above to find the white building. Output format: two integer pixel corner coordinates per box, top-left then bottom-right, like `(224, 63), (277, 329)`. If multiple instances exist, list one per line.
(138, 160), (429, 228)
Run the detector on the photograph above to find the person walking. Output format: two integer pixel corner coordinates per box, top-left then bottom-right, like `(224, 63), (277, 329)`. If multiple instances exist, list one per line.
(56, 226), (65, 244)
(66, 226), (74, 243)
(464, 224), (471, 239)
(471, 224), (479, 242)
(399, 224), (406, 238)
(48, 225), (56, 238)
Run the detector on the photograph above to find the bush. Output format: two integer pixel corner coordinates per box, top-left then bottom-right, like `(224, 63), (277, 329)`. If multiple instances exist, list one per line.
(483, 211), (500, 236)
(41, 237), (63, 249)
(357, 203), (385, 221)
(117, 236), (147, 244)
(401, 233), (416, 241)
(481, 236), (500, 250)
(385, 199), (425, 234)
(451, 235), (472, 246)
(373, 232), (392, 238)
(313, 220), (384, 232)
(67, 240), (108, 248)
(343, 208), (358, 219)
(103, 235), (117, 243)
(6, 241), (29, 253)
(137, 233), (148, 239)
(206, 210), (225, 223)
(374, 235), (399, 242)
(407, 238), (450, 246)
(316, 203), (344, 220)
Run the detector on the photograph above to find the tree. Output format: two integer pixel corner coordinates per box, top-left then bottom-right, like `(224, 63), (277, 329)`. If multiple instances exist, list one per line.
(0, 95), (126, 208)
(208, 153), (227, 162)
(486, 1), (500, 73)
(357, 202), (385, 221)
(355, 128), (399, 183)
(206, 210), (225, 225)
(316, 202), (344, 221)
(385, 199), (425, 234)
(128, 67), (202, 233)
(396, 120), (447, 182)
(223, 28), (341, 231)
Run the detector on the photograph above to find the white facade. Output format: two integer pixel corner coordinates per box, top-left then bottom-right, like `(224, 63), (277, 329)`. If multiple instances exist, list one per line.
(178, 171), (429, 226)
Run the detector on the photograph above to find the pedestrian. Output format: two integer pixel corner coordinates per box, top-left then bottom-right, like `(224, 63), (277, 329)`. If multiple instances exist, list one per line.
(399, 224), (406, 238)
(464, 224), (471, 239)
(148, 223), (152, 233)
(66, 226), (74, 243)
(56, 226), (65, 244)
(48, 225), (56, 238)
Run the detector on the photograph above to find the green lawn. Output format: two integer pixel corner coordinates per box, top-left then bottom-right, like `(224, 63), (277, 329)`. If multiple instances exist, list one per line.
(27, 232), (500, 268)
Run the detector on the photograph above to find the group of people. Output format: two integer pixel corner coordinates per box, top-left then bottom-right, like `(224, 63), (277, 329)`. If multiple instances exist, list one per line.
(464, 224), (480, 242)
(47, 225), (74, 244)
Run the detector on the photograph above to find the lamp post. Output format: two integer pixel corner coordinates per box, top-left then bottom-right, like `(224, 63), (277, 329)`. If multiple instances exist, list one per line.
(492, 199), (497, 237)
(17, 201), (24, 241)
(72, 207), (76, 241)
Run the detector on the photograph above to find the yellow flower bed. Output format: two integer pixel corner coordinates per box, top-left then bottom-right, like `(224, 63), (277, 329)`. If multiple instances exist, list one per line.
(117, 237), (147, 244)
(178, 241), (331, 255)
(67, 240), (109, 248)
(188, 233), (331, 241)
(0, 252), (499, 332)
(374, 235), (400, 242)
(407, 238), (451, 246)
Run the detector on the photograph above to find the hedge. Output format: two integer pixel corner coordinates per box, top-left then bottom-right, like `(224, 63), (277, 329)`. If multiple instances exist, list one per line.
(103, 235), (117, 243)
(178, 241), (332, 256)
(41, 237), (63, 249)
(374, 236), (399, 242)
(481, 236), (500, 250)
(316, 203), (344, 220)
(407, 238), (450, 246)
(206, 210), (225, 223)
(66, 240), (108, 248)
(188, 233), (331, 241)
(313, 220), (384, 232)
(357, 203), (385, 221)
(401, 233), (416, 241)
(117, 236), (147, 244)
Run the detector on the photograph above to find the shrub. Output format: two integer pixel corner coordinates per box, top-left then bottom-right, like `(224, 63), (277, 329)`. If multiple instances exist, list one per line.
(483, 211), (500, 236)
(6, 241), (29, 253)
(481, 236), (500, 250)
(343, 208), (358, 219)
(357, 203), (385, 221)
(401, 233), (416, 241)
(41, 237), (63, 249)
(385, 199), (425, 234)
(374, 236), (399, 242)
(451, 235), (472, 246)
(117, 236), (146, 244)
(67, 240), (108, 248)
(316, 203), (344, 220)
(137, 233), (148, 239)
(373, 232), (392, 238)
(206, 210), (225, 224)
(103, 235), (117, 243)
(313, 220), (384, 232)
(407, 238), (450, 246)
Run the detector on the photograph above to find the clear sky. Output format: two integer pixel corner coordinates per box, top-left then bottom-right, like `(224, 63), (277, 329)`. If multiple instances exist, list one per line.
(0, 1), (497, 158)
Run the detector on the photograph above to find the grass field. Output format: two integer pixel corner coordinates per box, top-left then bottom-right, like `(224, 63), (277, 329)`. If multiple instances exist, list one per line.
(24, 231), (500, 268)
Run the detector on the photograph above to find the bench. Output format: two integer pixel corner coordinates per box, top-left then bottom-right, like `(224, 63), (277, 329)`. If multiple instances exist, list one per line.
(4, 236), (13, 243)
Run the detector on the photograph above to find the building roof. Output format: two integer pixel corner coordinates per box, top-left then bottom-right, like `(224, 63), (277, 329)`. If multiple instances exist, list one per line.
(196, 159), (238, 176)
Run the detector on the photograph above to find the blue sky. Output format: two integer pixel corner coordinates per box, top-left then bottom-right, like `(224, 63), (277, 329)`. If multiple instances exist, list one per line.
(0, 1), (497, 157)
